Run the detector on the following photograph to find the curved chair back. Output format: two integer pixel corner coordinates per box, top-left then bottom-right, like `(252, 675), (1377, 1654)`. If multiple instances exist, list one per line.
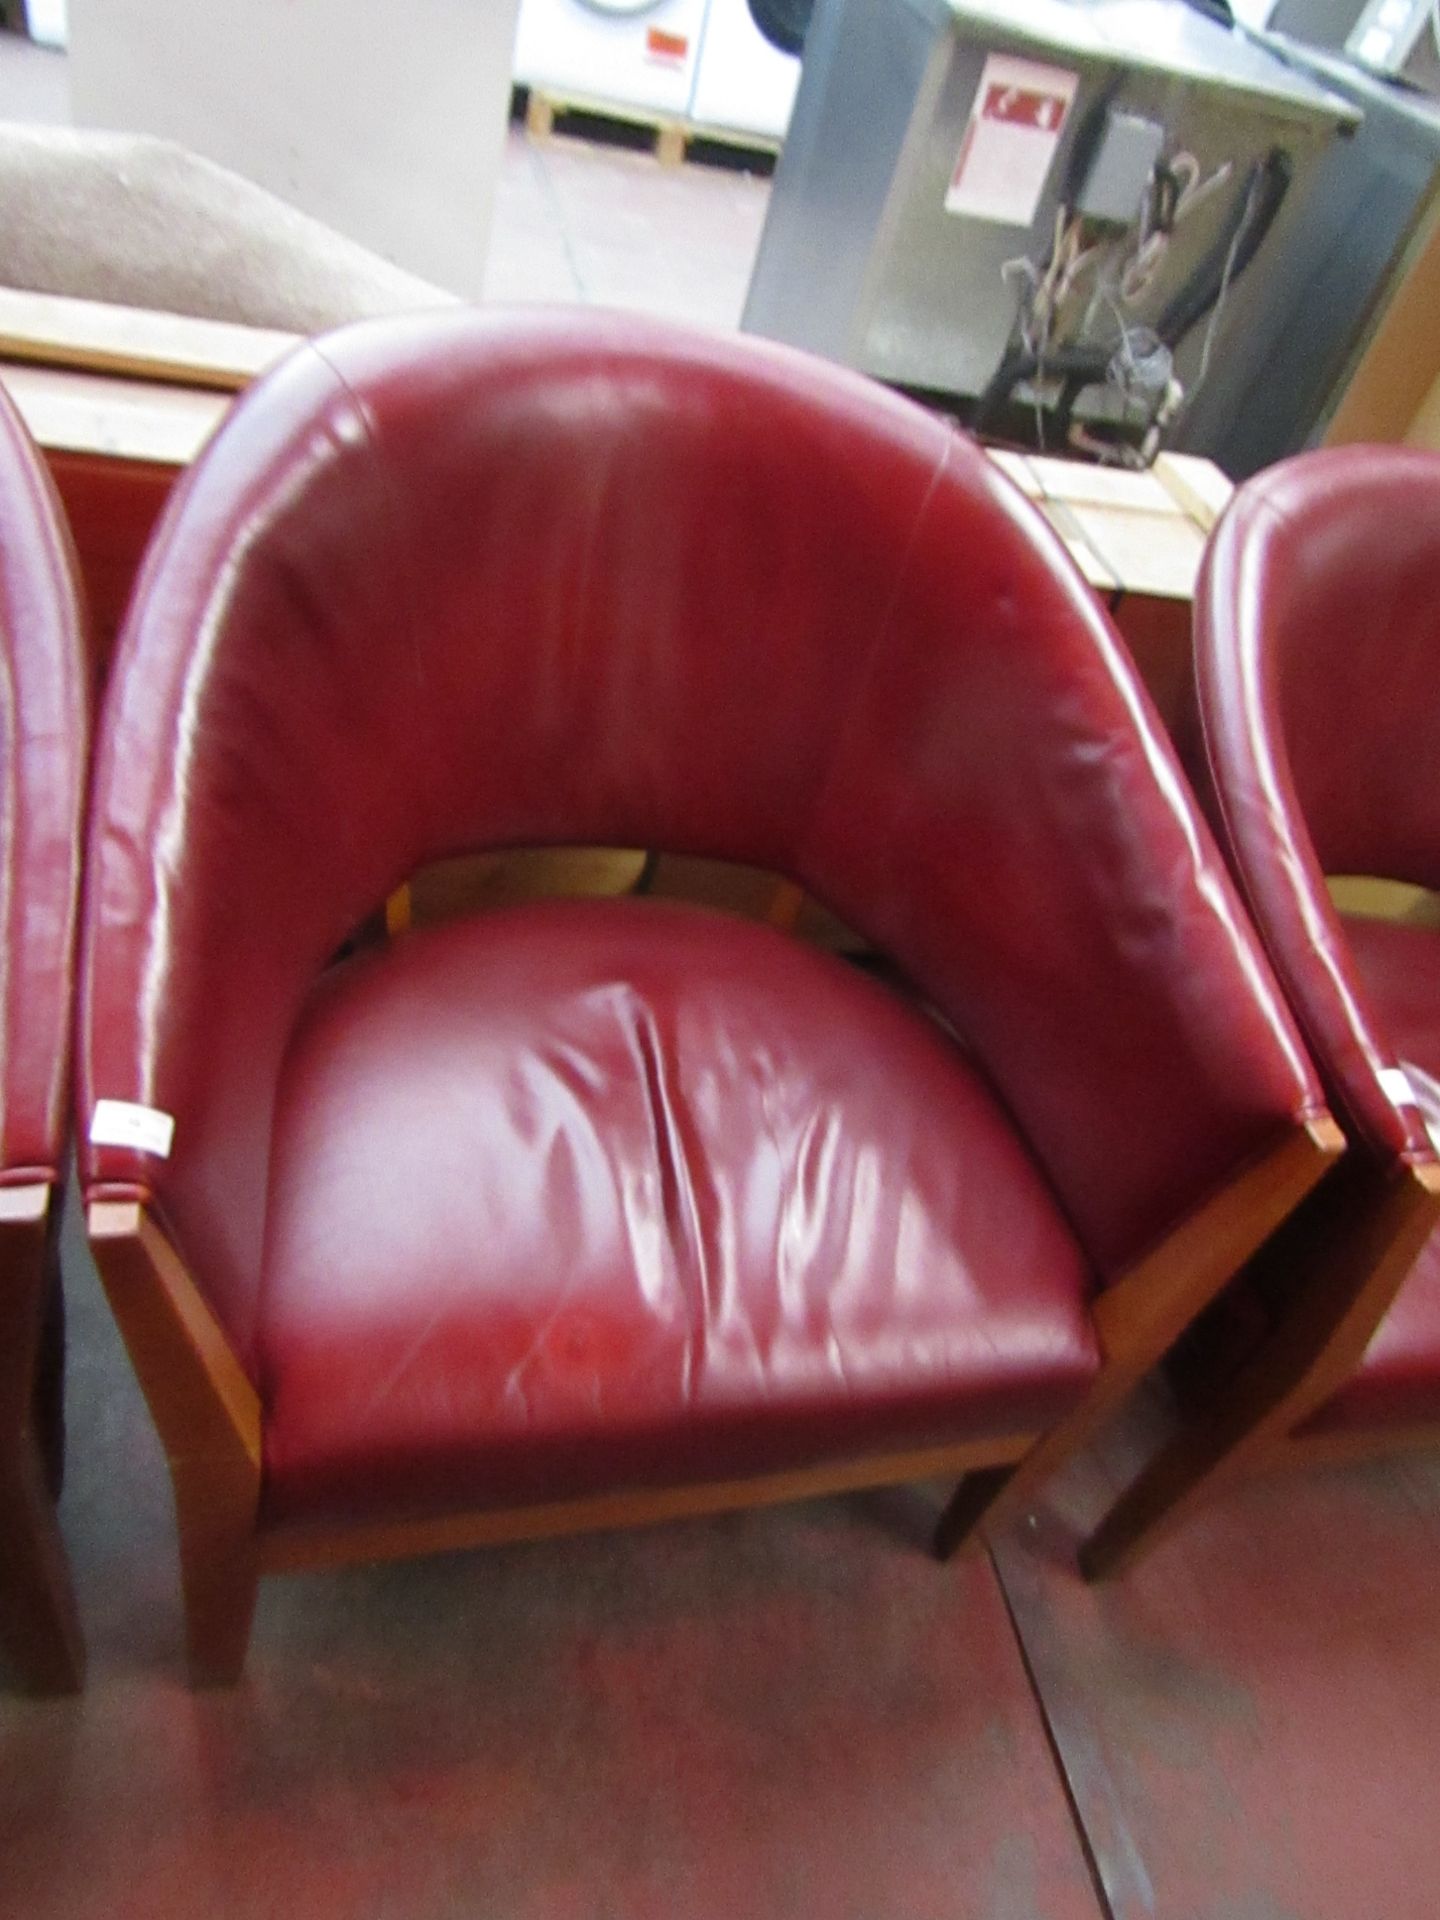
(79, 312), (1321, 1369)
(0, 384), (87, 1189)
(1194, 446), (1440, 1164)
(0, 378), (89, 1691)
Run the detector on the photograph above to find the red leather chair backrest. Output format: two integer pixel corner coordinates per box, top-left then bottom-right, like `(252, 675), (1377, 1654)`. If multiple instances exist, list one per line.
(1194, 446), (1440, 1165)
(79, 312), (1321, 1372)
(0, 382), (88, 1187)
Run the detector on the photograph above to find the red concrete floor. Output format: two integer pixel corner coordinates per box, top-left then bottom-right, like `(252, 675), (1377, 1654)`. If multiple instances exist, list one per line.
(12, 1207), (1440, 1920)
(0, 1191), (1102, 1920)
(992, 1403), (1440, 1920)
(17, 1201), (1440, 1919)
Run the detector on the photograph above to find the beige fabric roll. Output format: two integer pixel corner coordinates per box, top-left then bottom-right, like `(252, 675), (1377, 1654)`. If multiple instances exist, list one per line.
(0, 124), (459, 330)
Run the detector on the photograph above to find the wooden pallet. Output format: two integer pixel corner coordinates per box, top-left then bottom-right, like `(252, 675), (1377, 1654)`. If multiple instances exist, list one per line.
(521, 87), (778, 170)
(990, 448), (1232, 734)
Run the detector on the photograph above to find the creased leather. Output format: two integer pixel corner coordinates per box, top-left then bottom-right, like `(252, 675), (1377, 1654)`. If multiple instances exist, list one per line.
(258, 901), (1099, 1525)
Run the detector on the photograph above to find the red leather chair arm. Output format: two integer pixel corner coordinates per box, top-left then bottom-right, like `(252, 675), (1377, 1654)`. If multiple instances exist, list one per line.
(0, 381), (88, 1189)
(1193, 450), (1440, 1171)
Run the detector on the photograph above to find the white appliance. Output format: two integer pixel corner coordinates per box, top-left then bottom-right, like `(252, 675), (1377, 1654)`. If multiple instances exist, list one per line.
(512, 0), (710, 121)
(25, 0), (68, 47)
(689, 0), (802, 141)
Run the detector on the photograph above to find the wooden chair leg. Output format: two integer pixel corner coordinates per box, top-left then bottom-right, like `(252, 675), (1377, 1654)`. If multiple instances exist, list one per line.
(172, 1458), (259, 1687)
(936, 1121), (1345, 1564)
(1081, 1159), (1440, 1581)
(0, 1438), (85, 1694)
(0, 1191), (83, 1692)
(933, 1372), (1154, 1561)
(934, 1466), (1016, 1560)
(1077, 1407), (1268, 1581)
(88, 1203), (264, 1688)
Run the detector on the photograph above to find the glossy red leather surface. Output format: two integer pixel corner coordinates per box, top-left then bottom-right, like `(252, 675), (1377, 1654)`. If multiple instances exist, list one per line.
(1193, 447), (1440, 1167)
(0, 380), (88, 1186)
(78, 310), (1321, 1390)
(1310, 914), (1440, 1429)
(259, 901), (1098, 1524)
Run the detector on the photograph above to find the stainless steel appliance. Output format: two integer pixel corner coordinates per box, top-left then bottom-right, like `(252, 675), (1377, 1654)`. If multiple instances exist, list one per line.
(1268, 0), (1440, 97)
(1182, 29), (1440, 471)
(743, 0), (1357, 461)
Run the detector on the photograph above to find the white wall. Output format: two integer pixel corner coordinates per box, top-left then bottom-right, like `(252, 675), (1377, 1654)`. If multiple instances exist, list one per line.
(65, 0), (522, 297)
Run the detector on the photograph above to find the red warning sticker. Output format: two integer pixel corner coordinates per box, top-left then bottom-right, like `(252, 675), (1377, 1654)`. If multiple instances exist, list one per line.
(980, 83), (1069, 131)
(946, 55), (1077, 226)
(646, 27), (689, 65)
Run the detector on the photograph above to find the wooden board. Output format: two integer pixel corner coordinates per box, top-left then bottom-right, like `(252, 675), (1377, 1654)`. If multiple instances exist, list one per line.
(0, 286), (296, 392)
(1065, 502), (1208, 605)
(522, 86), (779, 165)
(1028, 456), (1175, 516)
(1106, 591), (1192, 733)
(2, 361), (229, 467)
(1039, 501), (1120, 592)
(1152, 450), (1234, 533)
(986, 447), (1043, 498)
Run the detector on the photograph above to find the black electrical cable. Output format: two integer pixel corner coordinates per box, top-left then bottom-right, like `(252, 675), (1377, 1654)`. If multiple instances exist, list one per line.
(1154, 147), (1291, 344)
(973, 147), (1293, 440)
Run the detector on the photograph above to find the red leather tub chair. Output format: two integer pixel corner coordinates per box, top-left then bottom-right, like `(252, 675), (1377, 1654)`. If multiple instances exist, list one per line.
(0, 384), (89, 1693)
(78, 312), (1339, 1684)
(1085, 447), (1440, 1575)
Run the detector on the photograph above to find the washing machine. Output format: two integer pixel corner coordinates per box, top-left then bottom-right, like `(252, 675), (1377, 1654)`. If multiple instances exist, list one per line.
(512, 0), (711, 121)
(689, 0), (803, 141)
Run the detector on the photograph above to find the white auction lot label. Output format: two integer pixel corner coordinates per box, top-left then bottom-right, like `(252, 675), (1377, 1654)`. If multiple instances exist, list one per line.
(89, 1098), (175, 1159)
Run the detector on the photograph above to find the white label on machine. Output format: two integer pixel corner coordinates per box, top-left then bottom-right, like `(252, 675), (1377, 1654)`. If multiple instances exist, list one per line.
(89, 1098), (175, 1159)
(644, 26), (690, 69)
(944, 55), (1078, 227)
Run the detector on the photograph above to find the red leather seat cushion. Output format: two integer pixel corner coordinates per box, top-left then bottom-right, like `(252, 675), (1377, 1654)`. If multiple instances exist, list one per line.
(1312, 915), (1440, 1431)
(257, 901), (1099, 1528)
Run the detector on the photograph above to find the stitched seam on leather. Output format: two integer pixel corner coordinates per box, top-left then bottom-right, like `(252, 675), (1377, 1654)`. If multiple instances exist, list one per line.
(796, 429), (956, 888)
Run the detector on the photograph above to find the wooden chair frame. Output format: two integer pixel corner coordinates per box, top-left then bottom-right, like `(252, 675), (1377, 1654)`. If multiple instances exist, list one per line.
(88, 1112), (1341, 1685)
(1080, 1151), (1440, 1578)
(0, 1182), (85, 1693)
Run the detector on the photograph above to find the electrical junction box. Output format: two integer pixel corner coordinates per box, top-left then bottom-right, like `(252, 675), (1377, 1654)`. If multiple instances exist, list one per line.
(1076, 110), (1166, 225)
